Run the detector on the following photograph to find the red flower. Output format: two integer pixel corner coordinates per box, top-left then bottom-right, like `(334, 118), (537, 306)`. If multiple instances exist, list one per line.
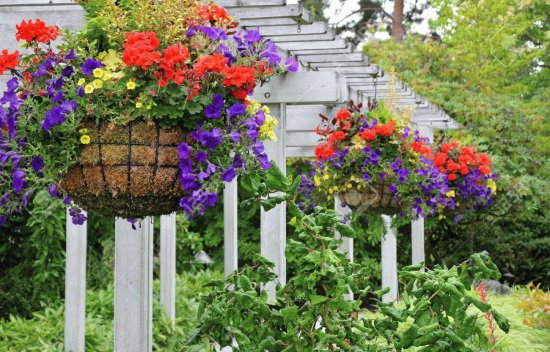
(410, 140), (432, 157)
(479, 165), (492, 175)
(460, 165), (470, 175)
(374, 119), (396, 136)
(315, 144), (335, 161)
(434, 152), (448, 167)
(0, 50), (19, 74)
(448, 173), (457, 181)
(360, 128), (376, 141)
(15, 19), (59, 43)
(446, 160), (459, 172)
(158, 44), (190, 85)
(122, 32), (161, 69)
(441, 141), (458, 153)
(193, 53), (228, 76)
(335, 109), (351, 121)
(476, 153), (491, 167)
(328, 131), (346, 143)
(199, 4), (230, 23)
(223, 66), (256, 89)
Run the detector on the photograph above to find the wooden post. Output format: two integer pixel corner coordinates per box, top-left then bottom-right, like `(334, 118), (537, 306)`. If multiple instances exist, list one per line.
(260, 103), (286, 299)
(64, 208), (87, 352)
(160, 213), (176, 322)
(381, 215), (398, 302)
(114, 217), (154, 352)
(412, 125), (432, 266)
(224, 178), (239, 278)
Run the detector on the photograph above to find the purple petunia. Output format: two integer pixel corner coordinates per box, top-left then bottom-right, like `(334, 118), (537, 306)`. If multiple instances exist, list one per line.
(285, 57), (299, 72)
(12, 168), (26, 194)
(81, 59), (105, 76)
(227, 103), (246, 119)
(30, 156), (44, 173)
(204, 94), (224, 119)
(220, 166), (236, 182)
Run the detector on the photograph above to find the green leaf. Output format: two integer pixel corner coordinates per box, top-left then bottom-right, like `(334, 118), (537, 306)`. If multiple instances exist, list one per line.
(309, 294), (328, 305)
(491, 309), (510, 333)
(281, 306), (298, 323)
(265, 163), (289, 191)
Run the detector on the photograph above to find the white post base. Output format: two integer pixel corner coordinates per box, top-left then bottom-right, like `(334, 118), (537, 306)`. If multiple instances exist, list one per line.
(381, 215), (398, 303)
(160, 213), (176, 322)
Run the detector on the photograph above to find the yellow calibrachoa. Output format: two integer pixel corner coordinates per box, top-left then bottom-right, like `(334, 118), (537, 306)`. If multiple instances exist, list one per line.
(80, 135), (91, 144)
(77, 78), (85, 86)
(92, 79), (104, 89)
(487, 179), (497, 194)
(126, 81), (137, 90)
(314, 175), (321, 187)
(93, 68), (104, 78)
(136, 102), (143, 108)
(446, 190), (456, 198)
(97, 49), (123, 71)
(84, 85), (94, 94)
(246, 98), (279, 141)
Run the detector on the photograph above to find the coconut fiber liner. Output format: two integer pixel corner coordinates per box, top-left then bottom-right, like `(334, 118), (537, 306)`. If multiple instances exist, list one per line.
(60, 121), (187, 218)
(338, 180), (402, 215)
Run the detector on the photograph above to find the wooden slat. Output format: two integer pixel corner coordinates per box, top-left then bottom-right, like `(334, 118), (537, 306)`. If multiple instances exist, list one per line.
(252, 22), (327, 36)
(229, 5), (312, 24)
(224, 178), (239, 278)
(285, 131), (319, 147)
(277, 38), (348, 51)
(219, 0), (286, 7)
(160, 214), (177, 322)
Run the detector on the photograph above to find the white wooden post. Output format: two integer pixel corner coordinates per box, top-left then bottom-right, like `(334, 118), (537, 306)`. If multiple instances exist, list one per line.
(260, 103), (286, 299)
(381, 215), (398, 303)
(224, 178), (239, 278)
(160, 213), (176, 322)
(114, 217), (154, 352)
(335, 198), (353, 300)
(64, 208), (87, 352)
(411, 125), (433, 266)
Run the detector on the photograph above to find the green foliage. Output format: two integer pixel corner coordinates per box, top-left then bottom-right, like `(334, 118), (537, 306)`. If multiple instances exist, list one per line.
(192, 202), (508, 351)
(517, 283), (550, 328)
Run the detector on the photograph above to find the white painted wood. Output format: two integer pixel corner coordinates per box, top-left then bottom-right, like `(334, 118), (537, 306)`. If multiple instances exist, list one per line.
(228, 5), (312, 24)
(114, 217), (154, 352)
(160, 213), (176, 322)
(274, 31), (335, 42)
(411, 218), (425, 266)
(224, 178), (239, 278)
(251, 71), (341, 104)
(381, 215), (398, 303)
(64, 208), (87, 352)
(260, 103), (286, 300)
(277, 38), (348, 51)
(252, 22), (327, 36)
(334, 198), (353, 262)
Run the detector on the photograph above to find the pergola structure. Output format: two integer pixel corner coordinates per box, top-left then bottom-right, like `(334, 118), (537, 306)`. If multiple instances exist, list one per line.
(0, 1), (458, 351)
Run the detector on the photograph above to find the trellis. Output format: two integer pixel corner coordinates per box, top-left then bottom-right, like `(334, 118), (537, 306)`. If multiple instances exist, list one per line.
(0, 1), (458, 351)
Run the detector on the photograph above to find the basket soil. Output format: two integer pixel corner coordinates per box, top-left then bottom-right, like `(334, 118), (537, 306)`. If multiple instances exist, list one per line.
(60, 121), (186, 218)
(338, 180), (402, 215)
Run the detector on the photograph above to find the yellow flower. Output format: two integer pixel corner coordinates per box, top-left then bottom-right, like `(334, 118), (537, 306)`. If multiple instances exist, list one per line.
(438, 214), (446, 220)
(346, 183), (353, 189)
(93, 68), (104, 78)
(97, 49), (123, 71)
(127, 81), (137, 90)
(446, 190), (456, 198)
(77, 78), (86, 85)
(146, 105), (152, 110)
(314, 175), (321, 187)
(487, 179), (497, 194)
(322, 174), (329, 181)
(80, 135), (91, 144)
(79, 128), (88, 134)
(84, 85), (94, 94)
(92, 79), (103, 89)
(135, 102), (143, 109)
(102, 72), (112, 81)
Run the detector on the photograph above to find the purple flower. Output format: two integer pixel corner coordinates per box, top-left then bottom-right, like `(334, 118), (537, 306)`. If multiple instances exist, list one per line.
(285, 57), (299, 72)
(12, 168), (26, 194)
(0, 215), (7, 226)
(257, 153), (270, 170)
(389, 183), (398, 194)
(221, 166), (236, 182)
(76, 85), (85, 97)
(191, 26), (228, 40)
(204, 192), (218, 206)
(260, 41), (282, 65)
(178, 142), (191, 159)
(48, 184), (60, 198)
(228, 130), (240, 143)
(52, 91), (65, 103)
(65, 49), (78, 60)
(30, 156), (44, 172)
(255, 110), (265, 125)
(62, 65), (74, 78)
(63, 196), (72, 205)
(227, 103), (246, 119)
(41, 106), (66, 131)
(252, 141), (264, 155)
(195, 128), (223, 149)
(195, 150), (207, 163)
(81, 59), (104, 76)
(244, 29), (262, 43)
(204, 94), (224, 119)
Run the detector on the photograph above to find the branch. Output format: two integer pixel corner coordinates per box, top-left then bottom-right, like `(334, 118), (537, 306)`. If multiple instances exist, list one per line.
(335, 6), (393, 26)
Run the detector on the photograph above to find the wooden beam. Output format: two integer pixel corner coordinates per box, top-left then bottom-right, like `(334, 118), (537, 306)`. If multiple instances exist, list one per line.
(219, 0), (286, 6)
(250, 22), (327, 36)
(299, 52), (367, 64)
(229, 5), (312, 24)
(381, 215), (398, 303)
(277, 38), (348, 51)
(252, 71), (341, 104)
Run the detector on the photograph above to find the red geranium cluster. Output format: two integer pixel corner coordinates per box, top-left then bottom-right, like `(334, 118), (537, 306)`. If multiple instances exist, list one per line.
(15, 19), (59, 43)
(198, 4), (231, 23)
(433, 141), (492, 181)
(0, 50), (19, 75)
(410, 139), (432, 157)
(122, 32), (162, 69)
(158, 44), (190, 86)
(359, 119), (396, 141)
(223, 66), (257, 100)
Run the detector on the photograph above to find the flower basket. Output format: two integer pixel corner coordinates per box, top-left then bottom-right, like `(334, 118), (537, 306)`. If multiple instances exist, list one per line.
(338, 180), (401, 215)
(60, 121), (186, 218)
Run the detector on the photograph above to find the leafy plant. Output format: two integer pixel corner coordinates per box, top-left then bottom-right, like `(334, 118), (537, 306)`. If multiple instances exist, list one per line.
(517, 283), (550, 328)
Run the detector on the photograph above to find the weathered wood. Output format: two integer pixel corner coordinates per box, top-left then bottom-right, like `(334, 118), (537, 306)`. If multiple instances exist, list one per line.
(251, 22), (327, 36)
(381, 215), (398, 303)
(114, 218), (154, 352)
(260, 103), (286, 300)
(228, 5), (312, 24)
(277, 38), (348, 51)
(64, 208), (87, 352)
(160, 213), (176, 322)
(411, 218), (425, 266)
(224, 178), (239, 278)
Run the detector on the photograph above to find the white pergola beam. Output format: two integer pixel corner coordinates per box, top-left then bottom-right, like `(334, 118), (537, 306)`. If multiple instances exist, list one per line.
(277, 38), (348, 51)
(224, 178), (239, 278)
(250, 22), (327, 36)
(160, 214), (177, 322)
(229, 5), (312, 24)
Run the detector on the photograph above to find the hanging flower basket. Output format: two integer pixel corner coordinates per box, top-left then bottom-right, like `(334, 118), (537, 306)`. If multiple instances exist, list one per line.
(0, 0), (299, 225)
(60, 122), (186, 218)
(337, 180), (401, 215)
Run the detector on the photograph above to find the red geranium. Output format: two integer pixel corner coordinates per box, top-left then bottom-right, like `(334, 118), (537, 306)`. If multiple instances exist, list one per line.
(315, 144), (335, 161)
(157, 44), (190, 85)
(335, 109), (351, 121)
(360, 128), (376, 141)
(327, 131), (346, 144)
(122, 32), (162, 69)
(0, 50), (19, 74)
(15, 19), (59, 43)
(223, 66), (256, 89)
(198, 4), (231, 23)
(374, 119), (396, 137)
(193, 53), (228, 76)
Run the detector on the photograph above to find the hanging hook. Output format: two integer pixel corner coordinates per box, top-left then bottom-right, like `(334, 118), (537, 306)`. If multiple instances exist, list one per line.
(297, 24), (302, 34)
